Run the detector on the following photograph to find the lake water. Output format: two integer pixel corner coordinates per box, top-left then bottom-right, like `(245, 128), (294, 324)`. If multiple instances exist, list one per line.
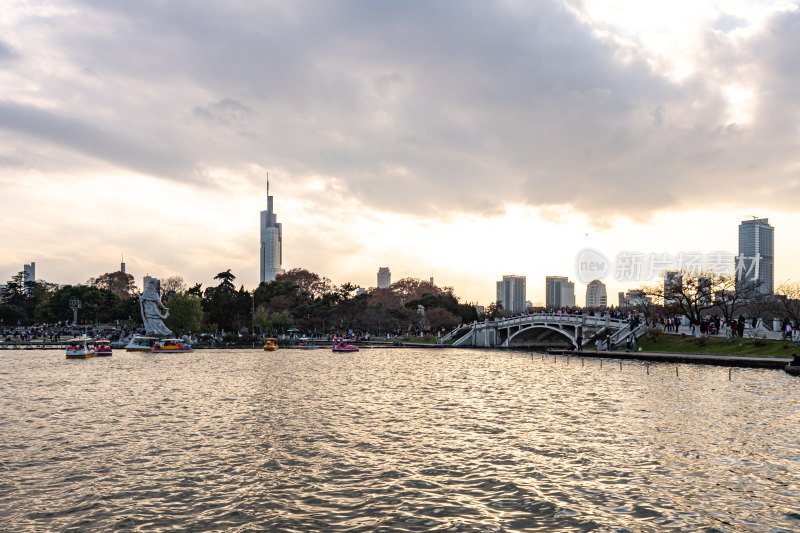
(0, 347), (798, 532)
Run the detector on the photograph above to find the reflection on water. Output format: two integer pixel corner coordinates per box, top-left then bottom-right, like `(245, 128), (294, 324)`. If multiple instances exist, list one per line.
(0, 348), (797, 531)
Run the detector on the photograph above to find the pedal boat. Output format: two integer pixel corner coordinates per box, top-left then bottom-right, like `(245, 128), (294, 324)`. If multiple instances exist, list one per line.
(263, 338), (279, 351)
(152, 338), (193, 353)
(66, 338), (95, 359)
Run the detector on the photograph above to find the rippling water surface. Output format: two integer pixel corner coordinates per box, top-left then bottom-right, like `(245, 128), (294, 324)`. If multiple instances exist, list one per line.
(0, 348), (798, 532)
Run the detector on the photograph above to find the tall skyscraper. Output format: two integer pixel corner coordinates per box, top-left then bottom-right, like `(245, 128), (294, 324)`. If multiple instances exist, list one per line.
(736, 218), (774, 295)
(585, 279), (607, 308)
(545, 276), (575, 308)
(496, 275), (526, 313)
(260, 178), (284, 283)
(121, 254), (126, 274)
(377, 267), (391, 288)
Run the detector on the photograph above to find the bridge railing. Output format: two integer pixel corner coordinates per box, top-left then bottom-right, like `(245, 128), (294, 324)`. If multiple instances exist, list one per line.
(488, 313), (627, 329)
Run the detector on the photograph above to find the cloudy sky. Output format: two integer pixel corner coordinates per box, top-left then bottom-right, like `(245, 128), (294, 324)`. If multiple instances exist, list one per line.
(1, 0), (798, 305)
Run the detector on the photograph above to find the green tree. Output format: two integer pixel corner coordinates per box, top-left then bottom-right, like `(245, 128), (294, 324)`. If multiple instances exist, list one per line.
(164, 293), (203, 334)
(187, 283), (203, 297)
(214, 269), (236, 291)
(202, 271), (252, 332)
(35, 285), (123, 324)
(2, 272), (26, 308)
(254, 305), (273, 333)
(485, 301), (505, 320)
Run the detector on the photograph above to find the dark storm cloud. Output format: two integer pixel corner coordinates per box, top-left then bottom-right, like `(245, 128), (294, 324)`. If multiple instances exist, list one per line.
(4, 1), (799, 218)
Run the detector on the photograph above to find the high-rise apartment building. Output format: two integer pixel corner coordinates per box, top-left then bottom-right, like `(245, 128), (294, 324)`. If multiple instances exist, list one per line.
(496, 275), (526, 313)
(585, 279), (607, 308)
(546, 276), (575, 308)
(736, 218), (774, 295)
(260, 179), (284, 283)
(377, 267), (391, 288)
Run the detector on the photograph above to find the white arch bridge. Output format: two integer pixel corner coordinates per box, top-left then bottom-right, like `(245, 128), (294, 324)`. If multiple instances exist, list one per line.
(448, 313), (644, 350)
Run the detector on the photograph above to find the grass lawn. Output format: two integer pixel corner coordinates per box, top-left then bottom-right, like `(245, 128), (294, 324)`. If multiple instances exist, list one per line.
(637, 333), (798, 357)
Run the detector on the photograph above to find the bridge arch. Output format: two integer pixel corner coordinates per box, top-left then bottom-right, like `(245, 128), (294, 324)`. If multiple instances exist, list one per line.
(507, 324), (575, 347)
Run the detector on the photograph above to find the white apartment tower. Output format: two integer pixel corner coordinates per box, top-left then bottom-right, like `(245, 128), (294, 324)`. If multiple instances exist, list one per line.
(377, 267), (391, 289)
(260, 178), (285, 283)
(585, 279), (607, 308)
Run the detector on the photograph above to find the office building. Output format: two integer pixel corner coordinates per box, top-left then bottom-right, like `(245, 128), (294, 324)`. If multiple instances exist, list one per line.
(496, 275), (526, 313)
(546, 276), (575, 308)
(585, 279), (607, 308)
(377, 267), (391, 289)
(260, 178), (284, 283)
(143, 275), (159, 292)
(618, 292), (625, 308)
(736, 218), (774, 295)
(22, 262), (35, 295)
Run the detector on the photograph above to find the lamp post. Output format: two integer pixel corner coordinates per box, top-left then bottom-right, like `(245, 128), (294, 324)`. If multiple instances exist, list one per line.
(69, 298), (82, 326)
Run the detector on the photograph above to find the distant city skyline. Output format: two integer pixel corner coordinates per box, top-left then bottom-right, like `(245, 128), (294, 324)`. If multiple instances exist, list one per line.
(1, 2), (799, 305)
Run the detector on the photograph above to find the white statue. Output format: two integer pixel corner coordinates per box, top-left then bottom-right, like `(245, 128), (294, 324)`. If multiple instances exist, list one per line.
(139, 278), (173, 336)
(417, 304), (430, 331)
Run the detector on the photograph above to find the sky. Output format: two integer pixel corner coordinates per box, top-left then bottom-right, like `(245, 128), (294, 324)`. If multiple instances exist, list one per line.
(1, 0), (799, 306)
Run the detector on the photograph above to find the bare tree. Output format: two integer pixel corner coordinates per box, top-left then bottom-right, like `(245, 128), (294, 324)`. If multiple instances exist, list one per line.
(642, 270), (724, 327)
(90, 271), (137, 299)
(775, 281), (800, 327)
(276, 268), (333, 298)
(160, 276), (187, 298)
(713, 276), (762, 321)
